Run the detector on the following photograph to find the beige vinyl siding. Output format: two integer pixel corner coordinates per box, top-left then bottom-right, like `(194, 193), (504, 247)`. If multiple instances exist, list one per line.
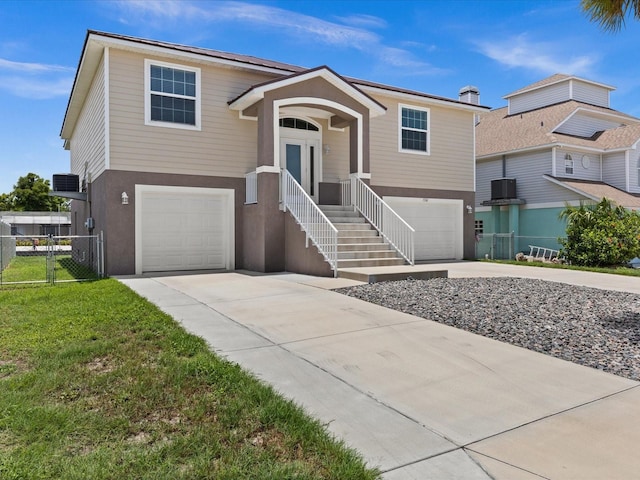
(70, 55), (106, 181)
(368, 95), (475, 191)
(475, 158), (503, 207)
(320, 120), (350, 182)
(603, 152), (627, 191)
(108, 50), (273, 178)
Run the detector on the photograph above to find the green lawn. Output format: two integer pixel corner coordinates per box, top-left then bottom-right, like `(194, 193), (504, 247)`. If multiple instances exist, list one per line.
(0, 278), (379, 479)
(0, 255), (99, 284)
(486, 259), (640, 277)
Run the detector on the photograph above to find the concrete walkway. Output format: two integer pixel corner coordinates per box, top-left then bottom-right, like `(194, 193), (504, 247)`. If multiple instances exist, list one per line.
(119, 262), (640, 479)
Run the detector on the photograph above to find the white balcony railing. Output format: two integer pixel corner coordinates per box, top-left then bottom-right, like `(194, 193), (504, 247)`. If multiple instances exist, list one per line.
(345, 176), (415, 265)
(245, 170), (257, 204)
(282, 169), (338, 275)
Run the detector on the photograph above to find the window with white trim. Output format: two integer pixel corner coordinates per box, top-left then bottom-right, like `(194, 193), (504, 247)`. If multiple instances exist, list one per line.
(564, 154), (574, 175)
(145, 59), (201, 130)
(399, 104), (429, 154)
(637, 156), (640, 187)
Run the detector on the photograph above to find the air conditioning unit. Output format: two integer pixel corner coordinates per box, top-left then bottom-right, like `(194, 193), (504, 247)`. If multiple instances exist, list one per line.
(491, 178), (516, 200)
(52, 174), (80, 192)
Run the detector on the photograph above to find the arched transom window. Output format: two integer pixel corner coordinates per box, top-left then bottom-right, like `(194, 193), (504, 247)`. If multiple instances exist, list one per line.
(279, 118), (319, 131)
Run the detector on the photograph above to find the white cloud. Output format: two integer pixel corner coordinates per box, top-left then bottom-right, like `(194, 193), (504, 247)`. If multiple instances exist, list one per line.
(0, 58), (74, 99)
(113, 0), (441, 75)
(476, 34), (596, 75)
(0, 76), (73, 99)
(334, 14), (387, 29)
(0, 58), (74, 73)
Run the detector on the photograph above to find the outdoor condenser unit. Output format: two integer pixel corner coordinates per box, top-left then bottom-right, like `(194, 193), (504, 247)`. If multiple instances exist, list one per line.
(491, 178), (516, 200)
(52, 174), (80, 192)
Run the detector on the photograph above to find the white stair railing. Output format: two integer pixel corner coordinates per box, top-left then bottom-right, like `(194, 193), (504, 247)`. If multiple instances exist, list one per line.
(281, 169), (338, 275)
(349, 176), (415, 265)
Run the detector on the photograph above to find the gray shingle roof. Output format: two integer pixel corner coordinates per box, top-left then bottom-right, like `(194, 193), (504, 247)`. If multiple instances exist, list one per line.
(476, 100), (640, 158)
(547, 176), (640, 209)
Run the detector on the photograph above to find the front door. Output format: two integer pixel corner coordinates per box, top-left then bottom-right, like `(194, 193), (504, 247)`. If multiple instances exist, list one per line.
(280, 137), (320, 201)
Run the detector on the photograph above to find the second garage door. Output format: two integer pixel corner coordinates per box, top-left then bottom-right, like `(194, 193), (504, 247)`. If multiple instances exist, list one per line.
(384, 197), (463, 261)
(135, 185), (234, 274)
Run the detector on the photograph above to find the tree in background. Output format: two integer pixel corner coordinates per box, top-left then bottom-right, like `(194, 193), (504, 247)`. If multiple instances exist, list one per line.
(559, 198), (640, 267)
(582, 0), (640, 31)
(1, 173), (67, 212)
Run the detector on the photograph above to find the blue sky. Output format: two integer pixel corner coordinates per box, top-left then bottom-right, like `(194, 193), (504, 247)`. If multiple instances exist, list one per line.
(1, 0), (640, 197)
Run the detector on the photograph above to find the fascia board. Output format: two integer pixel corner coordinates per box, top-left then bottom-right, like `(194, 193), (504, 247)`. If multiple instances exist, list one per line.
(358, 84), (489, 113)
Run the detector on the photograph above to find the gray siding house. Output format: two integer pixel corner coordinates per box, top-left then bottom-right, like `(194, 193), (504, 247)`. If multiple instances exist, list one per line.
(475, 74), (640, 256)
(60, 31), (487, 276)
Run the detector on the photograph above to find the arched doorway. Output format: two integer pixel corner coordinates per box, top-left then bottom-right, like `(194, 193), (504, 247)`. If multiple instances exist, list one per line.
(279, 117), (322, 202)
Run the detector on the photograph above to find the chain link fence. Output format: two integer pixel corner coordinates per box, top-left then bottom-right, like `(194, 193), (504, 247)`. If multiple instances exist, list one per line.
(476, 233), (564, 261)
(0, 233), (103, 286)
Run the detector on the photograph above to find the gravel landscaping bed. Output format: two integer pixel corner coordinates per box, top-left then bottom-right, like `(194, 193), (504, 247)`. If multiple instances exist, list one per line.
(335, 277), (640, 381)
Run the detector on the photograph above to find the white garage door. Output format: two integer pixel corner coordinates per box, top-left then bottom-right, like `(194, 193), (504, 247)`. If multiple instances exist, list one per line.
(384, 197), (463, 261)
(135, 185), (234, 273)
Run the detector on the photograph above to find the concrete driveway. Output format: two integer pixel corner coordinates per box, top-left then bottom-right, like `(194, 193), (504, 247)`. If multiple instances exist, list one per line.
(120, 262), (640, 479)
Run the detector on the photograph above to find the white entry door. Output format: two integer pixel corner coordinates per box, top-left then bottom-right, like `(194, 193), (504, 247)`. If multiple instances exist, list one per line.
(280, 136), (320, 201)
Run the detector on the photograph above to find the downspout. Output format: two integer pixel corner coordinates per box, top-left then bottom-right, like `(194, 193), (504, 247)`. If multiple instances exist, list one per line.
(552, 147), (557, 176)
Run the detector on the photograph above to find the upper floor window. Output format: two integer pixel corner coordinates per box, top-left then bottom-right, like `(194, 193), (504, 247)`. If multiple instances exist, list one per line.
(637, 157), (640, 187)
(399, 105), (430, 154)
(564, 154), (574, 175)
(145, 59), (201, 130)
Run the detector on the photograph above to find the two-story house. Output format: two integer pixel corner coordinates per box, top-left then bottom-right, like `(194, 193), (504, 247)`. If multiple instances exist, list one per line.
(475, 74), (640, 257)
(59, 31), (487, 276)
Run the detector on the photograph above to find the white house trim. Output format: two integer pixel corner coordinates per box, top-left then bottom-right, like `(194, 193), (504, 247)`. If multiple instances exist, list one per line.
(626, 150), (630, 192)
(104, 47), (110, 170)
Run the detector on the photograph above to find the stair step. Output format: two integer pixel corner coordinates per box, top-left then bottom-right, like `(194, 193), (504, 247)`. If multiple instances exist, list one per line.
(325, 216), (366, 223)
(334, 223), (374, 231)
(338, 233), (382, 242)
(338, 229), (378, 238)
(338, 243), (391, 252)
(319, 205), (355, 212)
(323, 211), (360, 218)
(337, 258), (406, 268)
(337, 250), (400, 260)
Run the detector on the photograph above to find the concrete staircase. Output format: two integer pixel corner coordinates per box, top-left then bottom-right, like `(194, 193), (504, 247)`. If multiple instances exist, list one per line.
(318, 205), (406, 268)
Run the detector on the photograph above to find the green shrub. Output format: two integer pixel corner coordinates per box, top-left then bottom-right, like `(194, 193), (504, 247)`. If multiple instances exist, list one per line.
(559, 198), (640, 267)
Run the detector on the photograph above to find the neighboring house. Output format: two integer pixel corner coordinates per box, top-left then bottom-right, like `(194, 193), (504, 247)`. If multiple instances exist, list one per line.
(0, 211), (71, 237)
(59, 30), (487, 276)
(475, 74), (640, 257)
